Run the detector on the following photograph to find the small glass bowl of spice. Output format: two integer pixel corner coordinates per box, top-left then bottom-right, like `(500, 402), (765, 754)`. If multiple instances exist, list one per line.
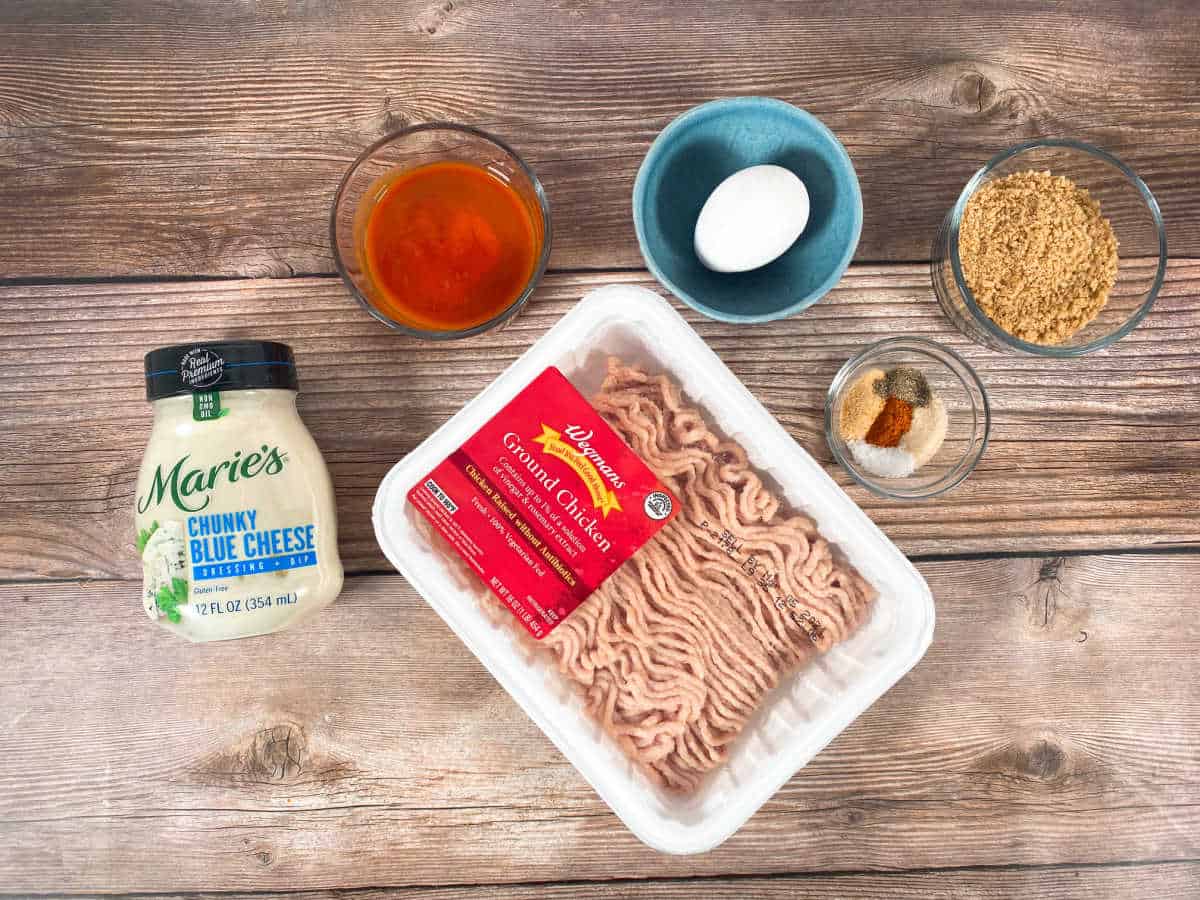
(825, 337), (990, 500)
(931, 139), (1166, 356)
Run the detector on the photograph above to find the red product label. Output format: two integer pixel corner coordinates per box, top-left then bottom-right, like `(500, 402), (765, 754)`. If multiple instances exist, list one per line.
(407, 366), (677, 639)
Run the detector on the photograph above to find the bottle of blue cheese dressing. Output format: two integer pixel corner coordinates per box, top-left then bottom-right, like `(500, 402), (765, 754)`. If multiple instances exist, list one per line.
(135, 341), (343, 641)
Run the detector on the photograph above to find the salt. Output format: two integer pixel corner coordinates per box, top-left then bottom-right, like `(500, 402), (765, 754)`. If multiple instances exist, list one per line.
(848, 439), (915, 478)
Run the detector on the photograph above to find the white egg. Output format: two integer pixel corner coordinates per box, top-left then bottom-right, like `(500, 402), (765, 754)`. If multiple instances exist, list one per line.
(693, 165), (810, 273)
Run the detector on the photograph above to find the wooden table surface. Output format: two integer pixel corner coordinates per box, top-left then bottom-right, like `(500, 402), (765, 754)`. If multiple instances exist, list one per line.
(2, 2), (1198, 897)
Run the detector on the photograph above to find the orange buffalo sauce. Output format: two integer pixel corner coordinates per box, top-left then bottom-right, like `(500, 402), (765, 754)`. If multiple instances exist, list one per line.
(362, 161), (539, 331)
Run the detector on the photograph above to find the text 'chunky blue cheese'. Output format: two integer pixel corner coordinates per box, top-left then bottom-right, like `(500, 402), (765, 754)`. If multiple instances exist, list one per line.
(135, 341), (343, 642)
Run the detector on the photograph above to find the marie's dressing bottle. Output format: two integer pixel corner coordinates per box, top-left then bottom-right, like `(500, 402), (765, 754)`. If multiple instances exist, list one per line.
(134, 341), (343, 641)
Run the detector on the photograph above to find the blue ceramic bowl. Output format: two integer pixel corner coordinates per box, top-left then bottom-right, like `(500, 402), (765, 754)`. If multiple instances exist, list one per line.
(633, 97), (862, 323)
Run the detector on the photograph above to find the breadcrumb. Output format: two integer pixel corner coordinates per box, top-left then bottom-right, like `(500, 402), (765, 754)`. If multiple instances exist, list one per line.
(958, 170), (1118, 345)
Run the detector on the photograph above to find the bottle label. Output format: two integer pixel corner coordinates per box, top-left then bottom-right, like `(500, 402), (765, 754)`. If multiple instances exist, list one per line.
(139, 506), (319, 624)
(192, 391), (225, 421)
(179, 347), (225, 388)
(136, 441), (322, 628)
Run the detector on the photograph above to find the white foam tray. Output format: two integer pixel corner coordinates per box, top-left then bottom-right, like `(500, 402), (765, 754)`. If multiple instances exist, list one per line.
(373, 284), (934, 854)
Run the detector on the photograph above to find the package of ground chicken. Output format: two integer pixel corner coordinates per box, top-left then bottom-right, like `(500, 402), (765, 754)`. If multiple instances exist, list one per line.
(373, 284), (933, 853)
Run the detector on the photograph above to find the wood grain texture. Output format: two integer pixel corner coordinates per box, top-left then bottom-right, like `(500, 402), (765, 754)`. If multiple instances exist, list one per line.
(2, 263), (1198, 580)
(0, 1), (1197, 277)
(2, 555), (1198, 892)
(53, 861), (1200, 900)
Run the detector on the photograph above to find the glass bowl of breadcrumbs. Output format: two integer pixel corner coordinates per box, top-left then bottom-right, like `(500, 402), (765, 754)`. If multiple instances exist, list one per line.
(932, 139), (1166, 356)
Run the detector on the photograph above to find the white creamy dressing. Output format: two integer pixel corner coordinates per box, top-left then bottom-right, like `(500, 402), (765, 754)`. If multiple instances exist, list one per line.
(135, 389), (343, 641)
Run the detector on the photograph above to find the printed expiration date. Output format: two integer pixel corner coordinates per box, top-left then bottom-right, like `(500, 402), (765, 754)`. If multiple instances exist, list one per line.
(698, 519), (826, 645)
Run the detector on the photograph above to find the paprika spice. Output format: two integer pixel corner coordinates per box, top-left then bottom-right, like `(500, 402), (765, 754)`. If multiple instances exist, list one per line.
(864, 395), (913, 447)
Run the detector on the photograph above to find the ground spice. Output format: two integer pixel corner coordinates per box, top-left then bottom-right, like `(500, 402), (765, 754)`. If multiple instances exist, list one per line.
(900, 397), (947, 467)
(958, 169), (1118, 345)
(847, 441), (915, 478)
(838, 368), (886, 440)
(840, 366), (948, 479)
(874, 366), (930, 408)
(865, 395), (913, 447)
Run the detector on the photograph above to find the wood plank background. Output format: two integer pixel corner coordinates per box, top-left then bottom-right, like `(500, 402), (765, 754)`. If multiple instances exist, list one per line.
(55, 862), (1200, 899)
(1, 1), (1198, 897)
(0, 0), (1198, 278)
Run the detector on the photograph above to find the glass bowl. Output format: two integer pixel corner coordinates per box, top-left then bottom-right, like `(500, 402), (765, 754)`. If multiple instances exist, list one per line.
(330, 123), (552, 340)
(931, 139), (1166, 356)
(825, 337), (990, 500)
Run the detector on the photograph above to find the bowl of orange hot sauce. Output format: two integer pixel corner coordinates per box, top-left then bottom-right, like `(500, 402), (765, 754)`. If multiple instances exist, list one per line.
(332, 123), (551, 338)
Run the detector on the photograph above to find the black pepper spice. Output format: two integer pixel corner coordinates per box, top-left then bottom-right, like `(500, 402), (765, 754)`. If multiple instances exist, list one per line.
(873, 366), (931, 408)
